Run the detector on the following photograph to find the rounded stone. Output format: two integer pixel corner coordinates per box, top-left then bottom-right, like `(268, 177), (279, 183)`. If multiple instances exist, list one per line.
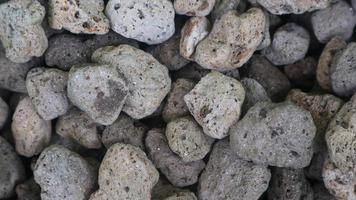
(184, 71), (245, 139)
(33, 145), (96, 200)
(26, 67), (69, 120)
(174, 0), (215, 16)
(257, 0), (331, 15)
(105, 0), (175, 44)
(67, 63), (129, 125)
(230, 101), (316, 168)
(90, 143), (159, 200)
(262, 23), (310, 66)
(12, 97), (51, 157)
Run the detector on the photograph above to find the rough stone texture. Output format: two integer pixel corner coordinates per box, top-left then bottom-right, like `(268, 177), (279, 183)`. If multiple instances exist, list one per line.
(313, 182), (336, 200)
(145, 128), (206, 187)
(330, 42), (356, 97)
(326, 94), (356, 172)
(284, 57), (317, 88)
(240, 55), (291, 102)
(184, 71), (245, 139)
(211, 0), (240, 21)
(162, 78), (195, 122)
(311, 1), (356, 43)
(164, 192), (197, 200)
(240, 78), (271, 115)
(150, 33), (189, 71)
(67, 63), (129, 125)
(194, 8), (266, 71)
(56, 108), (101, 149)
(102, 114), (147, 149)
(256, 10), (271, 51)
(322, 157), (356, 200)
(174, 0), (215, 16)
(262, 23), (310, 66)
(151, 178), (187, 200)
(0, 0), (48, 63)
(26, 67), (69, 120)
(90, 143), (159, 200)
(0, 136), (25, 199)
(317, 37), (347, 91)
(198, 140), (271, 200)
(166, 116), (214, 162)
(34, 145), (96, 200)
(256, 0), (331, 15)
(92, 45), (171, 119)
(268, 168), (314, 200)
(12, 97), (51, 157)
(48, 0), (110, 34)
(180, 17), (211, 60)
(0, 49), (43, 93)
(16, 178), (41, 200)
(105, 0), (175, 44)
(0, 97), (9, 130)
(287, 89), (343, 151)
(230, 101), (316, 168)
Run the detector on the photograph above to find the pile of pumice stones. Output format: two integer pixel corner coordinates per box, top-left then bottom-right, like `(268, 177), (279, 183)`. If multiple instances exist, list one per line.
(0, 0), (356, 199)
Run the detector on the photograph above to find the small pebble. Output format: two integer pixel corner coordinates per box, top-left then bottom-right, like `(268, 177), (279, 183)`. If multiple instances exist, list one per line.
(166, 116), (214, 162)
(12, 97), (51, 157)
(311, 1), (356, 43)
(90, 143), (159, 200)
(105, 0), (175, 44)
(262, 23), (310, 66)
(34, 145), (96, 200)
(0, 97), (9, 130)
(26, 67), (69, 120)
(284, 57), (317, 88)
(56, 108), (101, 149)
(48, 0), (109, 34)
(0, 136), (25, 199)
(102, 113), (147, 149)
(198, 140), (271, 200)
(67, 63), (129, 125)
(145, 128), (206, 187)
(0, 0), (48, 63)
(184, 71), (245, 139)
(240, 78), (271, 115)
(256, 0), (331, 15)
(16, 178), (41, 200)
(316, 36), (347, 91)
(92, 45), (171, 119)
(162, 78), (195, 122)
(230, 101), (316, 168)
(174, 0), (215, 16)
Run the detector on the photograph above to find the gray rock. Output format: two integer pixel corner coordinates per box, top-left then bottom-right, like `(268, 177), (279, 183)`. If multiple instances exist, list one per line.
(56, 108), (101, 149)
(102, 114), (147, 149)
(67, 63), (129, 125)
(152, 178), (187, 200)
(326, 94), (356, 172)
(16, 178), (41, 200)
(0, 136), (25, 199)
(240, 78), (271, 115)
(164, 192), (197, 200)
(230, 101), (316, 168)
(34, 145), (96, 200)
(256, 10), (271, 51)
(262, 23), (310, 66)
(166, 116), (214, 162)
(284, 57), (317, 88)
(210, 0), (240, 21)
(313, 182), (336, 200)
(150, 33), (189, 71)
(267, 168), (313, 200)
(184, 71), (245, 139)
(145, 128), (206, 187)
(26, 67), (69, 120)
(48, 0), (109, 34)
(0, 97), (9, 130)
(194, 8), (266, 71)
(198, 140), (271, 200)
(162, 78), (195, 122)
(105, 0), (175, 44)
(174, 0), (215, 16)
(240, 55), (291, 101)
(12, 97), (51, 157)
(90, 143), (159, 200)
(0, 0), (48, 63)
(256, 0), (331, 15)
(86, 31), (140, 51)
(92, 45), (171, 119)
(311, 1), (356, 43)
(330, 42), (356, 97)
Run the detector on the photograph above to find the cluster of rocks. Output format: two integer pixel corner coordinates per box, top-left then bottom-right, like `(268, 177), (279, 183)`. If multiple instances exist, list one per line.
(0, 0), (355, 199)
